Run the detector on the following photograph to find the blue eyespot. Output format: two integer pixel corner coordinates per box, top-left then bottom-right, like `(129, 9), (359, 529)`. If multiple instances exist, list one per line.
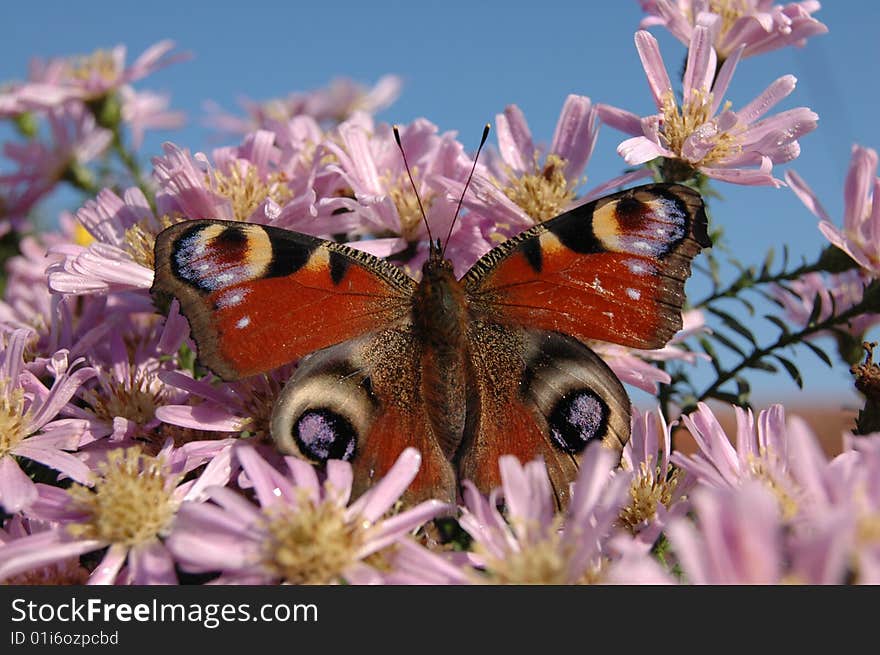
(548, 390), (608, 453)
(293, 408), (357, 462)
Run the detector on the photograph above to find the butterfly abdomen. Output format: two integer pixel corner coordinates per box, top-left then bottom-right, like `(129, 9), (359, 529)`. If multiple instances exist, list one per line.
(411, 256), (475, 458)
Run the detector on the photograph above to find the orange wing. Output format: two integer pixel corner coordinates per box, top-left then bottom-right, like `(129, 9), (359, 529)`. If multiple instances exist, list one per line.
(152, 220), (415, 379)
(464, 183), (710, 349)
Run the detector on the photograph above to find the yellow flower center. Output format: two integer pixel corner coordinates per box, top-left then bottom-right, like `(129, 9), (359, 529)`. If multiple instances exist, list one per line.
(0, 382), (29, 459)
(67, 447), (179, 546)
(709, 0), (750, 40)
(747, 451), (799, 521)
(260, 492), (366, 584)
(501, 153), (577, 224)
(210, 166), (293, 222)
(619, 458), (683, 531)
(67, 50), (120, 83)
(121, 215), (177, 268)
(82, 366), (167, 426)
(660, 90), (741, 166)
(235, 372), (286, 442)
(2, 558), (90, 585)
(384, 170), (435, 242)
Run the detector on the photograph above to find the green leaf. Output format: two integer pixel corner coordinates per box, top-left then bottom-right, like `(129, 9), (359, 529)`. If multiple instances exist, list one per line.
(764, 315), (791, 336)
(750, 359), (779, 373)
(710, 391), (743, 406)
(699, 337), (723, 374)
(707, 306), (757, 344)
(807, 292), (824, 327)
(710, 330), (747, 357)
(802, 340), (833, 367)
(774, 354), (804, 388)
(760, 249), (775, 278)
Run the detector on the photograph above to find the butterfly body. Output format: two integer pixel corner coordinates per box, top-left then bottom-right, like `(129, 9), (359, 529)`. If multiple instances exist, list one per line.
(152, 183), (710, 507)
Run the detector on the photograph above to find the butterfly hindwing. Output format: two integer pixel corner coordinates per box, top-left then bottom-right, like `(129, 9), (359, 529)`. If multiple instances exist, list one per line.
(152, 220), (416, 379)
(459, 325), (630, 507)
(464, 183), (710, 349)
(270, 331), (457, 505)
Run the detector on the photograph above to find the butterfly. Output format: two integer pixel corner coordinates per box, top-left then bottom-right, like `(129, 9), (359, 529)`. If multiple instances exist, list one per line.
(151, 181), (709, 508)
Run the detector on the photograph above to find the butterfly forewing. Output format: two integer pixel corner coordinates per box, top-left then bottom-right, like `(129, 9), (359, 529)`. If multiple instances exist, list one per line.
(463, 183), (710, 349)
(151, 220), (415, 379)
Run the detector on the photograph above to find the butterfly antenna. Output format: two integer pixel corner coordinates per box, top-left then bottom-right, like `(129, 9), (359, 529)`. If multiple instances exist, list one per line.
(392, 125), (435, 249)
(442, 123), (490, 258)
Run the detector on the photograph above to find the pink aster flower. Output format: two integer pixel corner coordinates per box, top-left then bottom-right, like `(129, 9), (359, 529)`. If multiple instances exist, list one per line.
(0, 440), (234, 585)
(668, 473), (854, 584)
(166, 444), (449, 584)
(155, 364), (296, 442)
(47, 187), (160, 297)
(599, 28), (817, 186)
(672, 402), (793, 493)
(1, 102), (112, 192)
(457, 444), (671, 584)
(0, 515), (89, 584)
(593, 310), (710, 393)
(617, 408), (691, 550)
(2, 41), (186, 111)
(205, 74), (401, 134)
(437, 96), (647, 245)
(151, 134), (324, 235)
(119, 87), (186, 149)
(63, 316), (190, 447)
(0, 329), (96, 512)
(786, 145), (880, 276)
(639, 0), (828, 60)
(770, 270), (880, 338)
(325, 116), (489, 276)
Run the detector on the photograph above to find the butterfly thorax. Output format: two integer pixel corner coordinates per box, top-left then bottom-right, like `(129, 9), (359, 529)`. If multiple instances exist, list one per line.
(411, 253), (473, 458)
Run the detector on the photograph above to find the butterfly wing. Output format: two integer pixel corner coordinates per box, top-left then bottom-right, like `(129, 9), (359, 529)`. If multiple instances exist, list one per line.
(463, 183), (710, 349)
(459, 325), (630, 506)
(459, 183), (708, 503)
(152, 220), (416, 379)
(271, 330), (458, 505)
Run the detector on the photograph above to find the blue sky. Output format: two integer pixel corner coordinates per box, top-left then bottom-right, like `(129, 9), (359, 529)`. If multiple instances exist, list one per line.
(1, 1), (877, 405)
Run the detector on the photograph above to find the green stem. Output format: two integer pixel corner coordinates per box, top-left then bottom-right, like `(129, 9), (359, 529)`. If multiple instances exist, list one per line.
(693, 245), (858, 309)
(111, 128), (153, 204)
(692, 282), (880, 409)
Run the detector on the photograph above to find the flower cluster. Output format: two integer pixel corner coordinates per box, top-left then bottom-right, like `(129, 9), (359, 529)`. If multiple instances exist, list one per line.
(2, 3), (879, 586)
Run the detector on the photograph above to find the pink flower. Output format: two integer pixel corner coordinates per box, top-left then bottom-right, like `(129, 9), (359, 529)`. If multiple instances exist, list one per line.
(666, 482), (790, 583)
(770, 270), (880, 338)
(786, 145), (880, 276)
(639, 0), (828, 60)
(166, 445), (449, 584)
(1, 41), (186, 111)
(120, 87), (186, 149)
(1, 103), (112, 192)
(599, 28), (817, 186)
(0, 441), (234, 585)
(325, 117), (489, 277)
(672, 403), (795, 499)
(0, 330), (96, 512)
(0, 515), (89, 584)
(617, 408), (691, 550)
(151, 135), (322, 234)
(47, 187), (159, 296)
(457, 444), (671, 583)
(205, 75), (401, 134)
(437, 96), (648, 247)
(155, 365), (296, 439)
(592, 310), (710, 393)
(64, 317), (190, 447)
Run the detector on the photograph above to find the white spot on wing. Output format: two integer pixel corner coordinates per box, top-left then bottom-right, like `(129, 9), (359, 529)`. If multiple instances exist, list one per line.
(626, 288), (641, 300)
(236, 316), (250, 329)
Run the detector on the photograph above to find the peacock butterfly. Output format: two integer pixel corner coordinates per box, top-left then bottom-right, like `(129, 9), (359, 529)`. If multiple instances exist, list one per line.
(151, 141), (709, 508)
